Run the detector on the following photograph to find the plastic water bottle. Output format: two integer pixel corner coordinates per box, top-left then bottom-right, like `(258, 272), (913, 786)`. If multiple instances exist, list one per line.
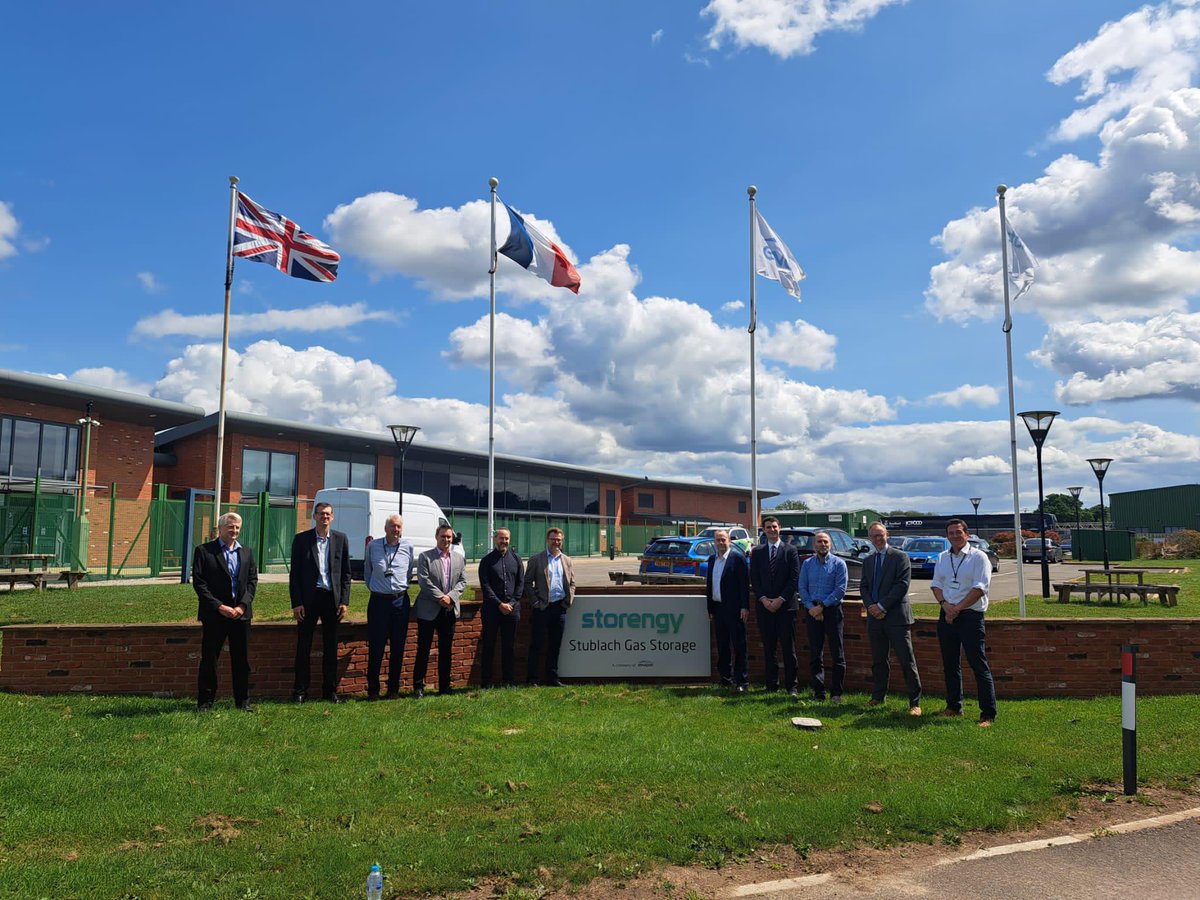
(366, 863), (383, 899)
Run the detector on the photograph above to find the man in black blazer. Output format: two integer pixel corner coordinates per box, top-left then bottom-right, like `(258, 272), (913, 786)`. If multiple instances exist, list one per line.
(192, 512), (258, 712)
(749, 515), (801, 694)
(860, 522), (922, 715)
(706, 529), (750, 692)
(289, 501), (352, 703)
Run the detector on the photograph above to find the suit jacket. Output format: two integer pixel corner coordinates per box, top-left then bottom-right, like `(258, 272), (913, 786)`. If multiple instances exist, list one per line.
(415, 548), (468, 620)
(289, 528), (352, 609)
(859, 546), (913, 626)
(749, 541), (800, 611)
(478, 549), (524, 620)
(523, 550), (575, 610)
(192, 539), (258, 622)
(706, 550), (749, 618)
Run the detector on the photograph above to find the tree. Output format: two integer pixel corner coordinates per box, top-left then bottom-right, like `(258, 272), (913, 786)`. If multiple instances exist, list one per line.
(1043, 492), (1093, 523)
(883, 509), (933, 517)
(774, 498), (810, 511)
(1087, 503), (1108, 521)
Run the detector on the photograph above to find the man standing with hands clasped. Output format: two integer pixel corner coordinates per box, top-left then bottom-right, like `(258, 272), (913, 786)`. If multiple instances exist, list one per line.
(364, 514), (414, 700)
(749, 516), (801, 695)
(861, 522), (921, 715)
(932, 519), (997, 727)
(706, 529), (750, 693)
(524, 527), (575, 687)
(290, 502), (352, 704)
(798, 532), (848, 704)
(413, 524), (467, 697)
(192, 512), (257, 712)
(477, 528), (524, 689)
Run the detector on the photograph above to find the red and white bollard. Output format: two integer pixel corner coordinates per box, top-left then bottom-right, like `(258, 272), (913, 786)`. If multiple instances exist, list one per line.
(1121, 643), (1137, 796)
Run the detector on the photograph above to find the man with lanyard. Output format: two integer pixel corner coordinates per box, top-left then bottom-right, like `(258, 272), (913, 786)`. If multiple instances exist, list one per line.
(798, 532), (848, 703)
(364, 514), (414, 700)
(477, 527), (524, 689)
(524, 527), (575, 687)
(931, 518), (997, 727)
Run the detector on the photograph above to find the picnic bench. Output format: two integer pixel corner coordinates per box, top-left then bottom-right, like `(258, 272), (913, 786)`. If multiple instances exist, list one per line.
(1053, 579), (1179, 607)
(0, 553), (54, 592)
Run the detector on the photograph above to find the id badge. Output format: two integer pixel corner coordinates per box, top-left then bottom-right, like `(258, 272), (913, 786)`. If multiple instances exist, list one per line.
(384, 569), (393, 577)
(950, 579), (960, 589)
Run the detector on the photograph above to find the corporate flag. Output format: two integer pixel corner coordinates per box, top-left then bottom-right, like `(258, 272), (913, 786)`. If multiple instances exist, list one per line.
(753, 209), (805, 300)
(497, 202), (581, 294)
(233, 192), (340, 282)
(1006, 222), (1038, 301)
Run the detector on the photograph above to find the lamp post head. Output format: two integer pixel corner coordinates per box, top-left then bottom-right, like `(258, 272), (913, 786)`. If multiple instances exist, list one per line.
(1067, 486), (1083, 500)
(388, 424), (420, 456)
(1087, 457), (1112, 482)
(970, 497), (981, 508)
(1018, 410), (1060, 447)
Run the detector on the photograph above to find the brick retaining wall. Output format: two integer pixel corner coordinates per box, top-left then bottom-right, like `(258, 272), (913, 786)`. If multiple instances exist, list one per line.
(2, 591), (1197, 700)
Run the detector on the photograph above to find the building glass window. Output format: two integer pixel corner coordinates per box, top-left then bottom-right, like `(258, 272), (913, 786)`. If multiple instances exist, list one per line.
(528, 477), (551, 512)
(738, 500), (747, 514)
(637, 492), (655, 509)
(323, 459), (350, 489)
(584, 481), (599, 515)
(568, 480), (585, 515)
(324, 450), (376, 490)
(0, 416), (81, 482)
(501, 470), (529, 511)
(551, 481), (569, 512)
(242, 448), (297, 498)
(450, 465), (481, 508)
(421, 461), (450, 507)
(350, 461), (375, 489)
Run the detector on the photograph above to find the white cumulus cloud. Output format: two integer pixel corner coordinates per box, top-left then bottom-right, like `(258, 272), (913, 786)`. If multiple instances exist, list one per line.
(132, 302), (393, 339)
(136, 272), (164, 294)
(0, 202), (20, 260)
(703, 0), (908, 59)
(925, 384), (1001, 407)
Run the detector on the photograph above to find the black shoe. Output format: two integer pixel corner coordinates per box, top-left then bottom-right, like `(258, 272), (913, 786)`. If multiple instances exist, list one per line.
(438, 688), (454, 696)
(413, 687), (425, 699)
(366, 693), (380, 702)
(789, 688), (800, 698)
(546, 680), (567, 688)
(197, 702), (213, 713)
(504, 682), (519, 689)
(480, 682), (493, 690)
(236, 702), (255, 713)
(324, 693), (342, 704)
(736, 684), (748, 694)
(292, 691), (307, 704)
(813, 694), (826, 701)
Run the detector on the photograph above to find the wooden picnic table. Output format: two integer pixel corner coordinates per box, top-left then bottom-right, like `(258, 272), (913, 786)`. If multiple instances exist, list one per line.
(0, 553), (54, 592)
(1082, 567), (1151, 587)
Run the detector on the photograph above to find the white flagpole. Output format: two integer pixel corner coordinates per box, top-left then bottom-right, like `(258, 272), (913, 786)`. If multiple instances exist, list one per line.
(748, 186), (759, 525)
(998, 184), (1027, 617)
(487, 177), (499, 542)
(214, 175), (239, 533)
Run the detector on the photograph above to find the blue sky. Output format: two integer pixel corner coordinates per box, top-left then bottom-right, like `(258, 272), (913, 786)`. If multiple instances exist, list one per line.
(3, 1), (1199, 514)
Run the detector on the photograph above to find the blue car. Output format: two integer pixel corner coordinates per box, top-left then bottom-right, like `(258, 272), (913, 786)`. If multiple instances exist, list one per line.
(639, 536), (720, 578)
(904, 536), (950, 578)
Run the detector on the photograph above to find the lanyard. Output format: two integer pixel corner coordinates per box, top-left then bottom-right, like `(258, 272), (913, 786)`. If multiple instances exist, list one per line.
(949, 550), (967, 581)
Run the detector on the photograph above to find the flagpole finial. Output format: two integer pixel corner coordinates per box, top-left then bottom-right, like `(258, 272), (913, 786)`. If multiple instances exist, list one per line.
(997, 184), (1007, 196)
(747, 185), (757, 197)
(229, 176), (239, 186)
(489, 177), (499, 189)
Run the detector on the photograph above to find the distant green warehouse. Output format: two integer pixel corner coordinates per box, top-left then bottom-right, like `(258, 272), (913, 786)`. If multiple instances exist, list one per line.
(1109, 484), (1200, 535)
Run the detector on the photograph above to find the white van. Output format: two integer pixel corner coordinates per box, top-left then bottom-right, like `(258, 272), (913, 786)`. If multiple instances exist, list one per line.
(312, 488), (462, 580)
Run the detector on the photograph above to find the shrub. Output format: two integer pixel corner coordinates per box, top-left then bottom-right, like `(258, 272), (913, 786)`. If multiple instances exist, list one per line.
(1165, 529), (1200, 558)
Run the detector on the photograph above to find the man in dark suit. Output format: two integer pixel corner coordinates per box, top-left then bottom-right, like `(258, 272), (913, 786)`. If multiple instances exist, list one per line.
(289, 501), (352, 703)
(749, 515), (801, 695)
(192, 511), (258, 712)
(477, 527), (524, 688)
(523, 527), (576, 687)
(413, 524), (468, 696)
(706, 529), (750, 693)
(861, 521), (922, 715)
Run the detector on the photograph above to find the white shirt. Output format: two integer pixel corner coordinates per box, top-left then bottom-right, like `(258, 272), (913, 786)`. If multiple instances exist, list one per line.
(712, 550), (730, 602)
(931, 544), (991, 612)
(315, 530), (331, 590)
(548, 553), (566, 603)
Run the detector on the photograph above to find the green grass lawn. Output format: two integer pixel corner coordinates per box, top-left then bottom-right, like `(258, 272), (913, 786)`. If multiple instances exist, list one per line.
(0, 688), (1197, 898)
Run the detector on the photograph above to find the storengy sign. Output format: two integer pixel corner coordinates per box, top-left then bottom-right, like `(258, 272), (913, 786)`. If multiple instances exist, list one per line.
(558, 594), (711, 677)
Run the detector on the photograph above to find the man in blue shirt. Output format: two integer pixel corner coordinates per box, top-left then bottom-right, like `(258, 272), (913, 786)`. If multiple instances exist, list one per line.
(364, 514), (414, 700)
(798, 532), (848, 703)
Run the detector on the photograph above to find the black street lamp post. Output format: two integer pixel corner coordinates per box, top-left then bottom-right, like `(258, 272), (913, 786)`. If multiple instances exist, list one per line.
(970, 497), (982, 536)
(1067, 485), (1083, 562)
(388, 425), (420, 516)
(1088, 458), (1112, 570)
(1019, 410), (1059, 598)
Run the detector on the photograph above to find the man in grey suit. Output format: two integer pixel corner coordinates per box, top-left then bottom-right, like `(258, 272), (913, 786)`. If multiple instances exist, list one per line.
(413, 524), (467, 696)
(860, 521), (922, 715)
(523, 527), (575, 686)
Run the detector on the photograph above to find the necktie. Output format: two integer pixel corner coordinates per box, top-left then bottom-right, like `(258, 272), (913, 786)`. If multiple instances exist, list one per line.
(769, 544), (778, 576)
(873, 554), (882, 604)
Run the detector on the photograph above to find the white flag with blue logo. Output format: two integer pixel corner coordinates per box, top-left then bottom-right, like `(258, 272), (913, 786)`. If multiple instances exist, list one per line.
(1007, 222), (1038, 301)
(754, 209), (805, 300)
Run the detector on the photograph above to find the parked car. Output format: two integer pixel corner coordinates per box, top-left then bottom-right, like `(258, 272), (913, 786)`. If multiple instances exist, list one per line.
(767, 527), (867, 594)
(904, 536), (950, 578)
(968, 537), (1000, 573)
(887, 535), (911, 550)
(639, 536), (720, 578)
(1022, 538), (1063, 563)
(852, 537), (872, 555)
(695, 525), (754, 554)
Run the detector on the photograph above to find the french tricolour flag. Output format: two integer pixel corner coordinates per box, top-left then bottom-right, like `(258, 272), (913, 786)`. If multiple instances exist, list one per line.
(497, 202), (581, 294)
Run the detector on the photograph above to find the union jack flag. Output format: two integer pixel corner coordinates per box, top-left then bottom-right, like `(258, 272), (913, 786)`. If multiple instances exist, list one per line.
(233, 192), (340, 282)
